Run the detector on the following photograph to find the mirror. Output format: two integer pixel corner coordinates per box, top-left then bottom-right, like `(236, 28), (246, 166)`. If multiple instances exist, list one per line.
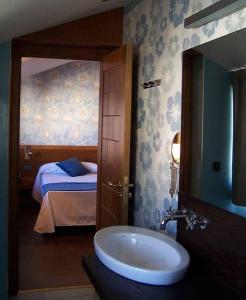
(181, 27), (246, 218)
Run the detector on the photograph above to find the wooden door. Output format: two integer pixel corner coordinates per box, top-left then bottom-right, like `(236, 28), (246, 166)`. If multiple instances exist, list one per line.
(97, 45), (133, 228)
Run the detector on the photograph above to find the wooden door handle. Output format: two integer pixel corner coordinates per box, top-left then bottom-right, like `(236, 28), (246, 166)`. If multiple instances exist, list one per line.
(126, 183), (134, 188)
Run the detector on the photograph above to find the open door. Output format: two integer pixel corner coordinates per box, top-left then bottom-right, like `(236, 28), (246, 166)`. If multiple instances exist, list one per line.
(97, 44), (133, 228)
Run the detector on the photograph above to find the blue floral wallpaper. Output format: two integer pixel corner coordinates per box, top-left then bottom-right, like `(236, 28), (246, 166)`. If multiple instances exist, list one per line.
(20, 61), (100, 145)
(124, 0), (246, 235)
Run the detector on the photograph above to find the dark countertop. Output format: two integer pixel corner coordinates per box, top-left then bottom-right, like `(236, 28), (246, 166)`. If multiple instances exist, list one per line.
(82, 255), (224, 300)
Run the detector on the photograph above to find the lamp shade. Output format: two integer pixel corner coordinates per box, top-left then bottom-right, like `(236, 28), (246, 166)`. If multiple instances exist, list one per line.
(171, 132), (181, 164)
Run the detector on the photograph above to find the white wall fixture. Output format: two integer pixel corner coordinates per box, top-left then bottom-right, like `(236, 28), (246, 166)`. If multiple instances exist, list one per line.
(185, 0), (246, 28)
(170, 132), (181, 198)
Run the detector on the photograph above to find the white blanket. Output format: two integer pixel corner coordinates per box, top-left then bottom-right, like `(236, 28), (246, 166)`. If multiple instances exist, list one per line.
(32, 162), (97, 233)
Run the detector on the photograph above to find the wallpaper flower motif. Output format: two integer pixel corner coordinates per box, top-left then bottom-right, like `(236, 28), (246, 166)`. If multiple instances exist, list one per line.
(192, 1), (203, 14)
(166, 91), (181, 132)
(20, 61), (99, 145)
(157, 113), (165, 128)
(203, 20), (218, 37)
(183, 33), (201, 50)
(146, 119), (154, 136)
(153, 131), (162, 152)
(137, 97), (146, 129)
(225, 10), (245, 32)
(168, 35), (179, 56)
(145, 178), (157, 207)
(155, 36), (165, 57)
(135, 181), (143, 211)
(140, 142), (152, 170)
(124, 0), (246, 235)
(157, 161), (170, 192)
(154, 207), (162, 223)
(148, 87), (160, 117)
(150, 0), (164, 25)
(142, 53), (155, 81)
(148, 28), (157, 47)
(160, 16), (167, 31)
(169, 0), (189, 28)
(161, 61), (175, 92)
(135, 14), (149, 46)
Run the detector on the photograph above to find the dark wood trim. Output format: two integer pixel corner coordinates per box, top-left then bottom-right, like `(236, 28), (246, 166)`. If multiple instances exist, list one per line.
(10, 42), (111, 295)
(178, 49), (246, 300)
(96, 56), (104, 231)
(179, 50), (199, 195)
(178, 192), (246, 300)
(9, 12), (123, 292)
(16, 8), (123, 47)
(9, 48), (22, 294)
(19, 145), (98, 188)
(12, 40), (116, 61)
(9, 44), (112, 294)
(82, 255), (236, 300)
(19, 145), (98, 150)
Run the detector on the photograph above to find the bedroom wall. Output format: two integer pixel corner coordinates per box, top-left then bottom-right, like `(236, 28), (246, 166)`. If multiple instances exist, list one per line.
(124, 0), (246, 235)
(0, 41), (11, 300)
(20, 60), (100, 146)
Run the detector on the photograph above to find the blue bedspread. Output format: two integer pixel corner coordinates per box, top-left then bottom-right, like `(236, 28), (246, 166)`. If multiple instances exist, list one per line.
(41, 182), (97, 197)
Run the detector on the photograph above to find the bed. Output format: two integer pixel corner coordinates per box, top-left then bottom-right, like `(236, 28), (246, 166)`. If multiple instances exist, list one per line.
(32, 162), (97, 233)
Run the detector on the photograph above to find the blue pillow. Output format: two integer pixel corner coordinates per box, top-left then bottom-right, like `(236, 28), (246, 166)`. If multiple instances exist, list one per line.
(56, 157), (89, 177)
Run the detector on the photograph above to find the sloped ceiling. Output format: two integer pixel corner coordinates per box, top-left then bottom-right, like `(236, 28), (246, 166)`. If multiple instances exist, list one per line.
(0, 0), (127, 42)
(21, 58), (75, 79)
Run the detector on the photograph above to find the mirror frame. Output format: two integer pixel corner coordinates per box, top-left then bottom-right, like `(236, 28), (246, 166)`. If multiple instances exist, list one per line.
(179, 49), (197, 197)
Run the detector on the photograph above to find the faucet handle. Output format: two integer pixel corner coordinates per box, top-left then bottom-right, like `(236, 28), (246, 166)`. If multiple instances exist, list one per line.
(165, 206), (184, 215)
(189, 215), (209, 230)
(171, 206), (196, 217)
(185, 215), (194, 230)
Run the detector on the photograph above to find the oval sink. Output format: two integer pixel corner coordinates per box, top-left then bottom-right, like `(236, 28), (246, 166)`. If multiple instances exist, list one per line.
(94, 226), (190, 285)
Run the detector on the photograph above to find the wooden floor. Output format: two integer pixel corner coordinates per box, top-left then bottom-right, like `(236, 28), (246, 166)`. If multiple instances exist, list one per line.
(11, 287), (99, 300)
(19, 192), (95, 290)
(10, 287), (100, 300)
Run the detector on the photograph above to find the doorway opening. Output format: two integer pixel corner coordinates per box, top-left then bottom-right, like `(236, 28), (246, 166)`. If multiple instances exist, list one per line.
(18, 57), (99, 290)
(9, 42), (133, 296)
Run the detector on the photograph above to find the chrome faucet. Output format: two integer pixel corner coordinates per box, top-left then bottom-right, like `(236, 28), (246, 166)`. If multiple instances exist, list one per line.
(160, 207), (208, 231)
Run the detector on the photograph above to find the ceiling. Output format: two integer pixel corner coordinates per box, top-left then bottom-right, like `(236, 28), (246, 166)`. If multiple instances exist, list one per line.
(21, 58), (76, 79)
(194, 27), (246, 71)
(0, 0), (128, 43)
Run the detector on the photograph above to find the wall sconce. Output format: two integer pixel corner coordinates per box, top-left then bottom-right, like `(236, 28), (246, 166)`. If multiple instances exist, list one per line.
(24, 145), (32, 160)
(170, 132), (181, 197)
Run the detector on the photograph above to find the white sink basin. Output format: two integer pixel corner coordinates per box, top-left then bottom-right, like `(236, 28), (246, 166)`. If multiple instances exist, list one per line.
(94, 226), (190, 285)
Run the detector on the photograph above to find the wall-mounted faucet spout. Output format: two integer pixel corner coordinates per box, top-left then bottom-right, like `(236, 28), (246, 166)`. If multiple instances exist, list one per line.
(160, 207), (208, 231)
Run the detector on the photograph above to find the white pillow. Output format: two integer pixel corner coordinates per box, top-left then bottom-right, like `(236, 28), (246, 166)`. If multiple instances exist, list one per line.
(81, 162), (97, 174)
(39, 162), (66, 174)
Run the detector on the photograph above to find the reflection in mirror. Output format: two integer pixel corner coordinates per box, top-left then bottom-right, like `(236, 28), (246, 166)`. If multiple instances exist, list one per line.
(181, 27), (246, 217)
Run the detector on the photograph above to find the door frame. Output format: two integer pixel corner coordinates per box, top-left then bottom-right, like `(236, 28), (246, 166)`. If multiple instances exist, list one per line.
(9, 40), (117, 294)
(96, 45), (133, 228)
